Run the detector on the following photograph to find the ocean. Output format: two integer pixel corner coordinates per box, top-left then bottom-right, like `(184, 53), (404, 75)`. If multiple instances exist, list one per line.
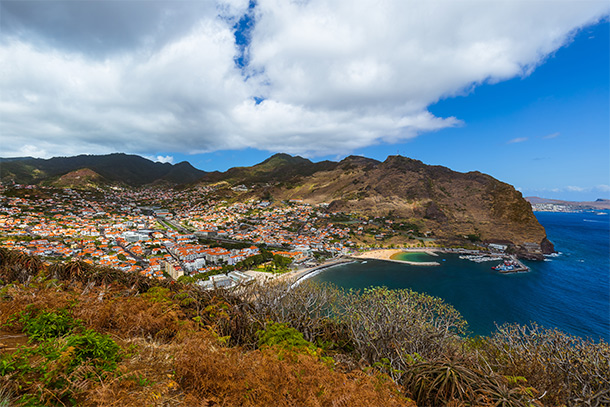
(311, 211), (610, 341)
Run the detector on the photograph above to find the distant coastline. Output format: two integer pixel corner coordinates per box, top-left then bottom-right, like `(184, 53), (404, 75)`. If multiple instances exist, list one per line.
(526, 197), (610, 212)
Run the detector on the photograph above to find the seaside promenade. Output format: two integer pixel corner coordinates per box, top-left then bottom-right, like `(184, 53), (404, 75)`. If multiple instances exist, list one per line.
(243, 257), (355, 284)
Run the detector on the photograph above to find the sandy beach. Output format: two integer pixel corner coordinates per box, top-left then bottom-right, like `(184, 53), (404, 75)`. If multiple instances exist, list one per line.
(352, 249), (403, 261)
(353, 248), (441, 266)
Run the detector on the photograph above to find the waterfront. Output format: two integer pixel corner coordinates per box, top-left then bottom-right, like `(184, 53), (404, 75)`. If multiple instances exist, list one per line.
(311, 211), (610, 340)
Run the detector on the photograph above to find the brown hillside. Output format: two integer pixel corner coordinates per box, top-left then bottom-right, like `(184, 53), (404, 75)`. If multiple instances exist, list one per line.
(50, 167), (107, 188)
(265, 155), (551, 254)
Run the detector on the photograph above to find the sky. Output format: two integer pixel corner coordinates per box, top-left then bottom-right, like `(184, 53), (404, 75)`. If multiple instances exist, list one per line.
(1, 0), (608, 201)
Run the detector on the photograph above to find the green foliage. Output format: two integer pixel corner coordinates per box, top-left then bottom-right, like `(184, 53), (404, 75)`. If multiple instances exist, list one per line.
(466, 233), (481, 242)
(142, 286), (172, 304)
(272, 254), (292, 269)
(0, 328), (122, 406)
(257, 322), (335, 367)
(19, 308), (82, 342)
(257, 322), (314, 351)
(64, 329), (122, 374)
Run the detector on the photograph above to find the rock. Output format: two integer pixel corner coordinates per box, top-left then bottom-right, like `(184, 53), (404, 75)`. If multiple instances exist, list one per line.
(540, 237), (556, 254)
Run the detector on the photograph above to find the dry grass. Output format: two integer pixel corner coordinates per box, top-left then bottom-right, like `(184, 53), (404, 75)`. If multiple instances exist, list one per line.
(174, 332), (413, 407)
(86, 338), (185, 407)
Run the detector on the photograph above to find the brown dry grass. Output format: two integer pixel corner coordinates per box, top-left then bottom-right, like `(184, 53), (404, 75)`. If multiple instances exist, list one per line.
(174, 332), (413, 407)
(73, 288), (196, 342)
(85, 338), (185, 407)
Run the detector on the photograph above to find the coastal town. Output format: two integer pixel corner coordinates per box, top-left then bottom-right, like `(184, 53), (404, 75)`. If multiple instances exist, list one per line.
(0, 182), (529, 285)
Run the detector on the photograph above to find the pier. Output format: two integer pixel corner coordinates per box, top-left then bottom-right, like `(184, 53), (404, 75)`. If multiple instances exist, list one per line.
(495, 256), (529, 273)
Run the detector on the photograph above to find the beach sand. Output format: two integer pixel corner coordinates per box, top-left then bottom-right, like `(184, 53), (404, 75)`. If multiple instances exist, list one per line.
(353, 249), (441, 266)
(352, 249), (403, 261)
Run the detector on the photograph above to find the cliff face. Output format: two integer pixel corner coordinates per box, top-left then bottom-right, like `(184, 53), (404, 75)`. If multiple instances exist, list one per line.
(263, 155), (553, 256)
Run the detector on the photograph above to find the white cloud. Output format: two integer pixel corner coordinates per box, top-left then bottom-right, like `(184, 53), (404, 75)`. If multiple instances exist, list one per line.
(566, 185), (586, 192)
(0, 0), (608, 158)
(508, 137), (528, 144)
(156, 155), (174, 164)
(543, 132), (560, 139)
(144, 155), (175, 164)
(13, 144), (51, 159)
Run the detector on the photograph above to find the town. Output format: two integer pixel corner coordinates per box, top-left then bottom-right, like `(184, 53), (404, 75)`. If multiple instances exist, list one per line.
(0, 182), (407, 285)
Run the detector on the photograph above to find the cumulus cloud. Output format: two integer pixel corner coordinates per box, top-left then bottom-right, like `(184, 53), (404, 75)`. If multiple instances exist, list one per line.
(0, 0), (608, 158)
(508, 137), (528, 144)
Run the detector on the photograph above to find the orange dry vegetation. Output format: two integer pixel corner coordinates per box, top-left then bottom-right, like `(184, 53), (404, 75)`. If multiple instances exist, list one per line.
(0, 258), (415, 407)
(175, 333), (412, 407)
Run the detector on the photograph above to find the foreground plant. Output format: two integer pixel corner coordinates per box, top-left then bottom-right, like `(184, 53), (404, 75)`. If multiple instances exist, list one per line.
(480, 323), (610, 406)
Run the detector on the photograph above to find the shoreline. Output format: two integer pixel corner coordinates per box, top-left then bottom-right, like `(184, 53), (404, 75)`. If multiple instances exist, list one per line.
(243, 258), (356, 285)
(352, 249), (441, 266)
(242, 246), (530, 285)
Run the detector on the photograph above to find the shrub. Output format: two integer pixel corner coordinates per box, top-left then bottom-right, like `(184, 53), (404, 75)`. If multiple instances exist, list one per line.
(332, 286), (466, 381)
(257, 321), (314, 350)
(20, 308), (82, 342)
(0, 329), (123, 405)
(480, 323), (610, 406)
(64, 329), (122, 374)
(402, 359), (534, 406)
(174, 333), (411, 407)
(0, 386), (13, 407)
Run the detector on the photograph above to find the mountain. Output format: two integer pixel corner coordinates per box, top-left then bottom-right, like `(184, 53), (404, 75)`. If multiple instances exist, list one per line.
(201, 153), (336, 185)
(526, 196), (610, 210)
(205, 154), (553, 258)
(0, 152), (554, 257)
(0, 153), (206, 186)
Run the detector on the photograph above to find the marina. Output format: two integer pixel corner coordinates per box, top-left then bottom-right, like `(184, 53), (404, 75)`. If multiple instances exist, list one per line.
(458, 253), (529, 272)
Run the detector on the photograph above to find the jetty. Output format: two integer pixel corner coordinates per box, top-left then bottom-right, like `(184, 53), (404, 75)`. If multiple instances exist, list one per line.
(493, 256), (529, 273)
(359, 257), (441, 266)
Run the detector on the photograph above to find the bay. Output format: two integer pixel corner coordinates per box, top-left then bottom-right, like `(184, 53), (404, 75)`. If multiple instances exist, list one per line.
(310, 211), (610, 340)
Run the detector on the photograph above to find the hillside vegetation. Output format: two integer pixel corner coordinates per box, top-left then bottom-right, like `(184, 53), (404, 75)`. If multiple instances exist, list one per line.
(1, 249), (608, 406)
(203, 154), (553, 256)
(1, 152), (554, 256)
(0, 154), (206, 186)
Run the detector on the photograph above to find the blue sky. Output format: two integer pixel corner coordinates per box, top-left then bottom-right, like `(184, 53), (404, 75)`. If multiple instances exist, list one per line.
(1, 1), (608, 200)
(179, 19), (610, 201)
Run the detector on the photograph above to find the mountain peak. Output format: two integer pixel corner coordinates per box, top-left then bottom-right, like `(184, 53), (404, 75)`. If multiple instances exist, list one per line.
(260, 153), (311, 166)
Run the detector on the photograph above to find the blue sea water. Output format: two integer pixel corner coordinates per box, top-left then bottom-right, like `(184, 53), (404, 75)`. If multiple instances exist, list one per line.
(311, 211), (610, 340)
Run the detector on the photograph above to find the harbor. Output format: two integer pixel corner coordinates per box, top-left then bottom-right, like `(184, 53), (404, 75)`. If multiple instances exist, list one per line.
(458, 253), (529, 273)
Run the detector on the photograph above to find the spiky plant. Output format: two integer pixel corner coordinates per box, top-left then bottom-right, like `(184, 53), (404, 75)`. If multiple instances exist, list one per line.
(403, 359), (530, 406)
(0, 247), (43, 283)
